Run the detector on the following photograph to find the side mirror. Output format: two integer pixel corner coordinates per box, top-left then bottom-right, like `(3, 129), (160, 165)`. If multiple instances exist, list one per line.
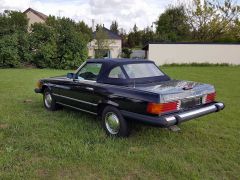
(67, 73), (77, 79)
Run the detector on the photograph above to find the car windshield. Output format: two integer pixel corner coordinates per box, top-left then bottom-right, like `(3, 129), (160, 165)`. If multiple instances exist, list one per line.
(123, 63), (164, 78)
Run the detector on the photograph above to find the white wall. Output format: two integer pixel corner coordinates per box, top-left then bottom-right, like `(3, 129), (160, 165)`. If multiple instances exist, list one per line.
(25, 11), (45, 27)
(147, 44), (240, 65)
(88, 39), (122, 58)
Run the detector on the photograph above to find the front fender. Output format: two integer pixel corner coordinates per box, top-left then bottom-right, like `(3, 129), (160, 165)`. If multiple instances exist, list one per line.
(34, 83), (54, 94)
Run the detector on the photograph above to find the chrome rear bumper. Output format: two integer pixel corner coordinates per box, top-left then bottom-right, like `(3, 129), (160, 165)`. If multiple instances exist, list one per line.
(165, 102), (225, 126)
(121, 102), (225, 127)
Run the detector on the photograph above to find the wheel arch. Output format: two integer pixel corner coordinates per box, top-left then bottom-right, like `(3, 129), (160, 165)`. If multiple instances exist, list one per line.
(97, 100), (119, 116)
(42, 84), (53, 92)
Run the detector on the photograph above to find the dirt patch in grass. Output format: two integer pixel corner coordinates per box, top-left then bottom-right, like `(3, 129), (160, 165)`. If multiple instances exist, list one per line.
(23, 99), (33, 103)
(55, 165), (100, 179)
(0, 124), (9, 129)
(36, 169), (49, 178)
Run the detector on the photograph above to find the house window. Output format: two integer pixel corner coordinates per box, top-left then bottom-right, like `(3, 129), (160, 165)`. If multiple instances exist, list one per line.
(95, 49), (111, 58)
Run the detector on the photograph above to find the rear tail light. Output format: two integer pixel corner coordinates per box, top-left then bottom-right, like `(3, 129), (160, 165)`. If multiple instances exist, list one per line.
(147, 101), (180, 115)
(202, 92), (216, 104)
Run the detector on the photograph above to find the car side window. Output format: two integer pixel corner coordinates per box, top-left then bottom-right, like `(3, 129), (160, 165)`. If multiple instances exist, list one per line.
(108, 66), (126, 79)
(77, 63), (102, 81)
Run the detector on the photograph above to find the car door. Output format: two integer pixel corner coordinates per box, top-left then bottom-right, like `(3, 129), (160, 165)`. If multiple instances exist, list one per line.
(56, 62), (103, 114)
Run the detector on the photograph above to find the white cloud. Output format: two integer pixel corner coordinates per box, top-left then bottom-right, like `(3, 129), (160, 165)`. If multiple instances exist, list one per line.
(0, 0), (174, 31)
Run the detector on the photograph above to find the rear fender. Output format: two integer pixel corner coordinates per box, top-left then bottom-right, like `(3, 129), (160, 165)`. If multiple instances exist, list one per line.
(97, 99), (119, 115)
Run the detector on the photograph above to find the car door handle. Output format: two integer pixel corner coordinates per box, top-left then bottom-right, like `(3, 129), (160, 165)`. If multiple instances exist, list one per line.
(85, 87), (94, 91)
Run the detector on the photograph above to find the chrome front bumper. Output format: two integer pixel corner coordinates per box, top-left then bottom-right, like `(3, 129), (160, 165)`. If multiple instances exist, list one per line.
(164, 102), (225, 126)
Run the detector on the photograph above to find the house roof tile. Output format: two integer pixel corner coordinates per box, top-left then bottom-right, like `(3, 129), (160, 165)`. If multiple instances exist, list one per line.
(23, 8), (48, 21)
(93, 27), (121, 40)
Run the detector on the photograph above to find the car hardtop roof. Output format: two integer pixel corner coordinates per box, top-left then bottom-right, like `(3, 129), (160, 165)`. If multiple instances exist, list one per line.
(87, 58), (154, 64)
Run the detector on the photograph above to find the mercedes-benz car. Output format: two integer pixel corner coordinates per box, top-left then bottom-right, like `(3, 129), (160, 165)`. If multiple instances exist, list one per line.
(35, 59), (224, 137)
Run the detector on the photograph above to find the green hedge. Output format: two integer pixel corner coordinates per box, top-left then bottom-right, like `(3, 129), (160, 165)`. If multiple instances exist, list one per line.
(0, 11), (91, 69)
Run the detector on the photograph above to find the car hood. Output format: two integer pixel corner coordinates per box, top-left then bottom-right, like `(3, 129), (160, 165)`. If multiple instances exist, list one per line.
(135, 80), (215, 102)
(41, 75), (68, 81)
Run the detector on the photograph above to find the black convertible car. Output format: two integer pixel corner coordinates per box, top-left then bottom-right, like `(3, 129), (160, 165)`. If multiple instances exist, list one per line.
(35, 59), (224, 137)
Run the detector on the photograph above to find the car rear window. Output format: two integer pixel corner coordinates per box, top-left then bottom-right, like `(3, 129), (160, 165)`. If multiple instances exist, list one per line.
(123, 63), (164, 78)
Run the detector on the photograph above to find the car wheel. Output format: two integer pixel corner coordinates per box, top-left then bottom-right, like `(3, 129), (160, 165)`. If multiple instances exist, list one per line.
(102, 106), (130, 137)
(43, 88), (59, 111)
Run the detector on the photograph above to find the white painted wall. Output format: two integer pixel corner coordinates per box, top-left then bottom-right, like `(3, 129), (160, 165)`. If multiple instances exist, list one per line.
(25, 11), (45, 27)
(147, 44), (240, 65)
(88, 39), (122, 58)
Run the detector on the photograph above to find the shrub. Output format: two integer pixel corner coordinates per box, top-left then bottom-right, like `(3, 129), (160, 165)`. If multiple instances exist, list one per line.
(0, 11), (29, 68)
(0, 34), (20, 67)
(0, 11), (90, 69)
(122, 48), (132, 58)
(30, 17), (88, 69)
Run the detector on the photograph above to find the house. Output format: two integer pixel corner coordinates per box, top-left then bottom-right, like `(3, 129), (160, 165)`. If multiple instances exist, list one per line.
(23, 8), (48, 28)
(23, 8), (122, 59)
(88, 27), (122, 59)
(143, 42), (240, 65)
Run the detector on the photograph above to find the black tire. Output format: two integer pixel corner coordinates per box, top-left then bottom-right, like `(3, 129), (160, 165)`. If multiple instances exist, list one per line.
(101, 106), (130, 137)
(43, 88), (60, 111)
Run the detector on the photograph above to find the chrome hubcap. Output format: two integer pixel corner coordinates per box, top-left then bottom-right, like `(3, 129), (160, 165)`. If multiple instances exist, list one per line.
(44, 92), (52, 108)
(105, 112), (120, 135)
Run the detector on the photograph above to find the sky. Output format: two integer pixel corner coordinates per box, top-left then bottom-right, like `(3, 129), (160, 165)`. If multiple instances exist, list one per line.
(0, 0), (239, 32)
(0, 0), (182, 32)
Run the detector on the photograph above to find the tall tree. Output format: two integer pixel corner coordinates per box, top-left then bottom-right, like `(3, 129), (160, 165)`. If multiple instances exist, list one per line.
(156, 5), (190, 42)
(218, 18), (240, 42)
(133, 24), (138, 33)
(119, 28), (128, 48)
(127, 32), (135, 48)
(110, 20), (119, 34)
(94, 25), (112, 58)
(141, 26), (155, 45)
(127, 24), (142, 48)
(76, 21), (92, 42)
(185, 0), (240, 41)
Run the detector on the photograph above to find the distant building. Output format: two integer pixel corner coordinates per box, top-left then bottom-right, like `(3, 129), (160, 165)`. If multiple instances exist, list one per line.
(23, 8), (122, 59)
(130, 50), (145, 59)
(23, 8), (48, 28)
(88, 27), (122, 59)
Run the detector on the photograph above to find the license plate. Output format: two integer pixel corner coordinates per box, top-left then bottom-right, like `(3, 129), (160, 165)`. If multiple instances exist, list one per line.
(181, 97), (201, 109)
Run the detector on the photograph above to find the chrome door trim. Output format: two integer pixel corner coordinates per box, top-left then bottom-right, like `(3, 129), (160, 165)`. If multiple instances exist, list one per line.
(52, 93), (98, 106)
(56, 102), (97, 115)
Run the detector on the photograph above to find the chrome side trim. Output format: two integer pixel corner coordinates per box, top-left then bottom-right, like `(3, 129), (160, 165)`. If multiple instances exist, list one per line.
(54, 85), (71, 90)
(56, 102), (97, 115)
(85, 87), (94, 91)
(52, 93), (97, 106)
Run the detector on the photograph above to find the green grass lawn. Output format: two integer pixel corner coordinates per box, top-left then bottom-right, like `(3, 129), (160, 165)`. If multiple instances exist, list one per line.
(0, 67), (240, 179)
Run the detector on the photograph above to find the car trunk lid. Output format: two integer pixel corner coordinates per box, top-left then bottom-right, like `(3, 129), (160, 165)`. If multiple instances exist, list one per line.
(135, 80), (215, 104)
